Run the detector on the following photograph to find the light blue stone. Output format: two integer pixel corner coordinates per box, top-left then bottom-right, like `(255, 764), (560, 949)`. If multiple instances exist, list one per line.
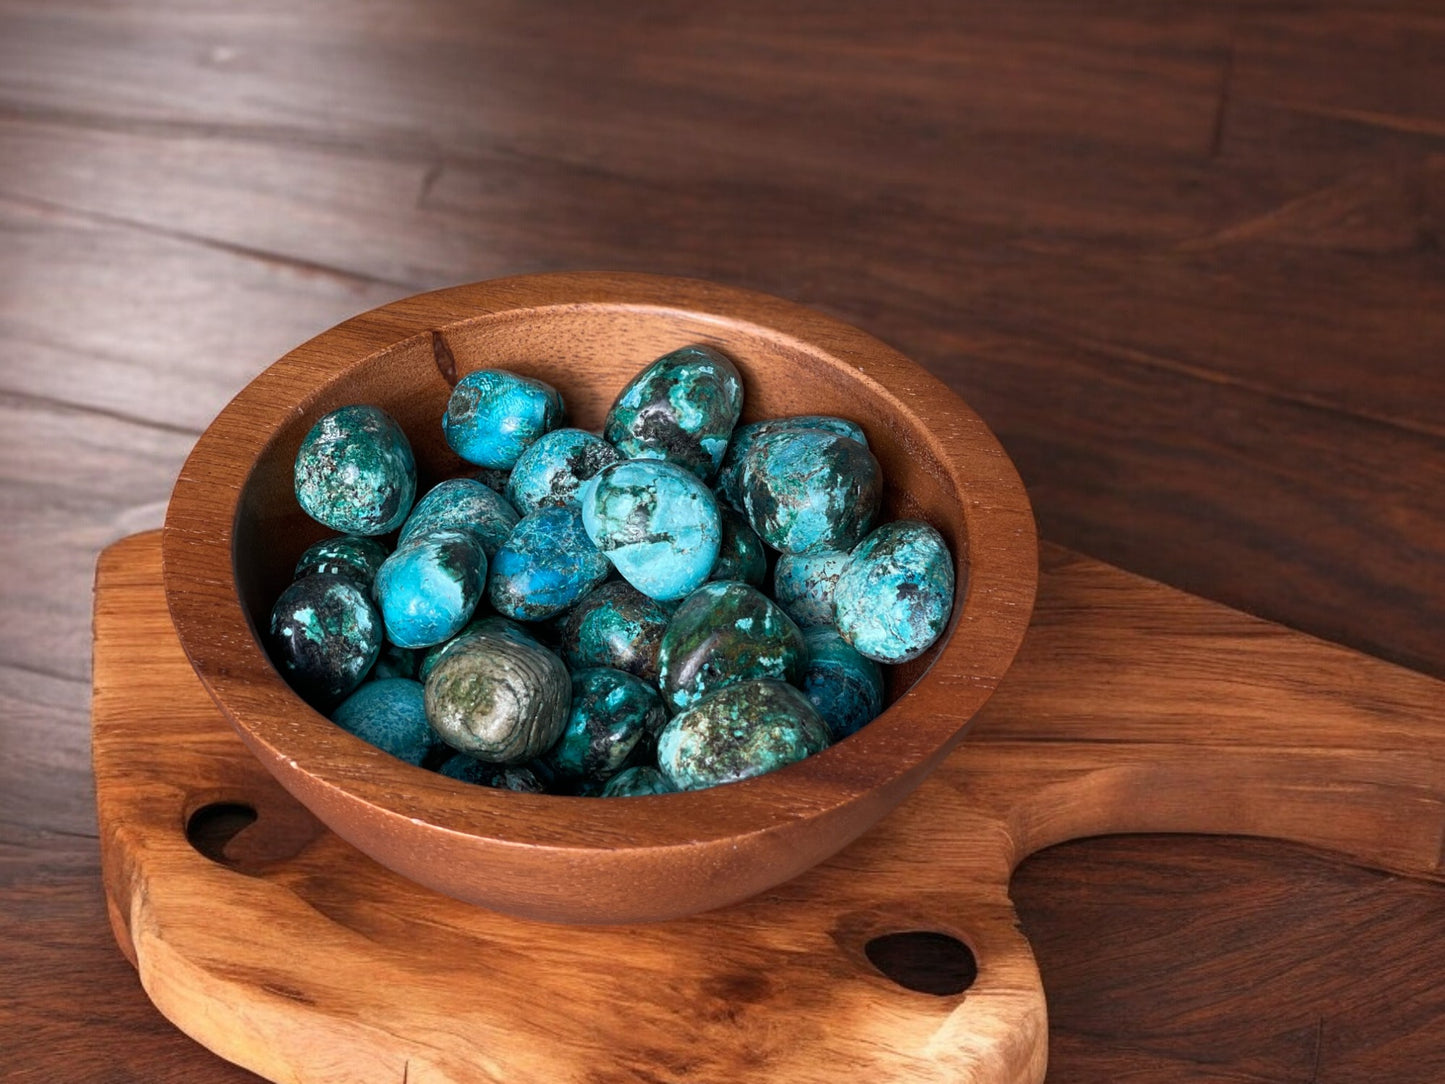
(442, 369), (564, 469)
(505, 428), (622, 515)
(834, 520), (956, 663)
(801, 627), (885, 740)
(331, 678), (435, 766)
(772, 549), (850, 629)
(294, 405), (416, 536)
(488, 506), (610, 621)
(374, 528), (487, 649)
(399, 477), (520, 559)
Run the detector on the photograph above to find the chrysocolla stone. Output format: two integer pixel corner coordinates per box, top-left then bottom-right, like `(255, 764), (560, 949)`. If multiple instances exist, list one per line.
(834, 520), (956, 663)
(294, 405), (417, 536)
(657, 679), (831, 791)
(438, 753), (548, 793)
(373, 528), (487, 649)
(294, 535), (389, 589)
(558, 580), (672, 684)
(505, 428), (622, 515)
(580, 459), (721, 601)
(331, 678), (435, 766)
(268, 573), (383, 707)
(715, 416), (868, 511)
(468, 466), (512, 494)
(425, 631), (571, 763)
(418, 615), (544, 682)
(443, 369), (564, 469)
(369, 643), (419, 682)
(709, 503), (768, 586)
(740, 428), (881, 556)
(771, 549), (850, 629)
(601, 765), (677, 797)
(543, 668), (666, 784)
(488, 506), (610, 621)
(399, 477), (520, 559)
(800, 626), (885, 741)
(602, 345), (743, 480)
(657, 581), (808, 714)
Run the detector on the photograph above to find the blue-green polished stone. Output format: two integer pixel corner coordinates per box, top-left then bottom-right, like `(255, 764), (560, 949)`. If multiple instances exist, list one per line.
(602, 345), (743, 480)
(580, 459), (721, 601)
(505, 428), (622, 515)
(294, 405), (416, 536)
(834, 520), (955, 663)
(657, 581), (808, 714)
(268, 573), (383, 708)
(331, 678), (435, 766)
(374, 527), (487, 649)
(740, 428), (881, 556)
(601, 765), (677, 797)
(800, 626), (885, 741)
(443, 369), (564, 469)
(772, 549), (850, 629)
(488, 506), (610, 621)
(369, 643), (419, 682)
(418, 615), (543, 682)
(294, 535), (389, 589)
(657, 680), (831, 791)
(558, 580), (672, 684)
(709, 503), (767, 586)
(544, 668), (665, 784)
(437, 754), (547, 793)
(715, 416), (868, 511)
(399, 477), (520, 559)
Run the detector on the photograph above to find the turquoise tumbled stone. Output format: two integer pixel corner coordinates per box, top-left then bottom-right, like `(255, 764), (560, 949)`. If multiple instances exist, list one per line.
(740, 428), (881, 555)
(601, 765), (677, 797)
(580, 459), (721, 601)
(294, 405), (416, 536)
(443, 369), (564, 469)
(399, 477), (520, 559)
(369, 643), (418, 682)
(438, 753), (548, 792)
(544, 668), (666, 784)
(657, 679), (831, 791)
(374, 527), (487, 649)
(488, 506), (610, 621)
(657, 581), (808, 714)
(715, 415), (868, 510)
(331, 678), (435, 766)
(602, 345), (743, 480)
(800, 626), (885, 740)
(709, 503), (768, 586)
(268, 573), (383, 708)
(505, 428), (622, 515)
(834, 520), (955, 663)
(418, 615), (543, 682)
(558, 580), (673, 684)
(294, 535), (389, 589)
(772, 549), (850, 629)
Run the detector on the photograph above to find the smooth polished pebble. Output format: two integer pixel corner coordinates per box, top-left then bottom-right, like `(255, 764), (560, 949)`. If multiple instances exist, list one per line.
(488, 506), (611, 621)
(603, 345), (743, 479)
(294, 404), (416, 535)
(771, 549), (850, 629)
(601, 765), (677, 797)
(834, 520), (956, 663)
(331, 678), (435, 766)
(580, 458), (721, 601)
(418, 615), (544, 682)
(399, 477), (520, 559)
(374, 528), (487, 649)
(709, 503), (768, 585)
(438, 754), (548, 793)
(558, 580), (673, 684)
(656, 679), (831, 791)
(294, 535), (389, 589)
(715, 415), (868, 510)
(740, 427), (881, 555)
(800, 626), (885, 740)
(506, 428), (621, 514)
(268, 573), (383, 708)
(544, 668), (666, 784)
(443, 368), (564, 469)
(657, 581), (808, 714)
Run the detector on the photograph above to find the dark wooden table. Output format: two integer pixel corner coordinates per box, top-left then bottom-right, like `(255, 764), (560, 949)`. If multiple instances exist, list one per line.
(3, 2), (1443, 1080)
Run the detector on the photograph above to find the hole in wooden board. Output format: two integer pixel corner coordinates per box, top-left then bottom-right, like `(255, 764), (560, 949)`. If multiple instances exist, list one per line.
(185, 802), (259, 865)
(864, 931), (978, 995)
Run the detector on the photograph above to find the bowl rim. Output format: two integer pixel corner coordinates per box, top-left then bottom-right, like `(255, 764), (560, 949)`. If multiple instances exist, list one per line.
(162, 271), (1037, 854)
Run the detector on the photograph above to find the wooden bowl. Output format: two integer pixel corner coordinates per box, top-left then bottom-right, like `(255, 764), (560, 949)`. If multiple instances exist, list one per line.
(162, 272), (1037, 925)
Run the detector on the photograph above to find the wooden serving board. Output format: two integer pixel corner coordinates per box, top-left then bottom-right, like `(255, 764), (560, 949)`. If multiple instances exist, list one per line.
(93, 532), (1445, 1084)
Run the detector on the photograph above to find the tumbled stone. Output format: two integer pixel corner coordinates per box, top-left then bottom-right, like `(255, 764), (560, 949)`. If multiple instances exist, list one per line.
(834, 520), (955, 663)
(601, 765), (677, 797)
(443, 369), (564, 469)
(506, 428), (622, 515)
(488, 505), (610, 621)
(543, 668), (665, 784)
(740, 428), (881, 555)
(558, 580), (672, 684)
(602, 345), (742, 479)
(374, 527), (487, 649)
(268, 573), (383, 708)
(399, 477), (520, 559)
(438, 753), (548, 793)
(715, 415), (868, 511)
(294, 535), (389, 589)
(800, 626), (885, 740)
(331, 678), (435, 766)
(771, 549), (850, 629)
(709, 503), (768, 586)
(294, 404), (416, 536)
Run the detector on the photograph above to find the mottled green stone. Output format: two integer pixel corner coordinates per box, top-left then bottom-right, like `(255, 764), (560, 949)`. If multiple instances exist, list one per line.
(834, 520), (956, 663)
(506, 428), (622, 514)
(709, 503), (768, 586)
(601, 765), (677, 797)
(771, 549), (850, 629)
(488, 506), (611, 621)
(740, 428), (881, 555)
(399, 477), (520, 559)
(268, 573), (383, 708)
(438, 754), (548, 793)
(602, 345), (743, 480)
(331, 678), (435, 766)
(656, 680), (831, 791)
(558, 581), (672, 684)
(543, 668), (665, 784)
(294, 535), (389, 589)
(294, 405), (416, 536)
(657, 581), (808, 714)
(800, 626), (885, 740)
(715, 416), (868, 511)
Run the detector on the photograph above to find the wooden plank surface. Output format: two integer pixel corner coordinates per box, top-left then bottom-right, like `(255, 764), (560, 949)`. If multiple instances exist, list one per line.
(2, 1), (1443, 1080)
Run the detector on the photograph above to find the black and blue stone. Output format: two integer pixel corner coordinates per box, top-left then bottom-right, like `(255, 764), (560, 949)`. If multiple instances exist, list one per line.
(709, 503), (768, 586)
(294, 404), (417, 536)
(418, 615), (544, 683)
(602, 345), (743, 480)
(331, 678), (436, 766)
(369, 642), (419, 682)
(488, 505), (611, 621)
(601, 765), (677, 797)
(294, 535), (389, 589)
(558, 580), (673, 684)
(656, 679), (832, 791)
(657, 581), (808, 714)
(543, 668), (666, 784)
(399, 477), (521, 559)
(800, 626), (885, 741)
(740, 427), (881, 556)
(373, 527), (487, 649)
(715, 415), (868, 511)
(580, 458), (721, 601)
(438, 753), (548, 793)
(443, 369), (564, 470)
(834, 520), (956, 663)
(771, 549), (850, 629)
(268, 573), (383, 708)
(505, 428), (622, 515)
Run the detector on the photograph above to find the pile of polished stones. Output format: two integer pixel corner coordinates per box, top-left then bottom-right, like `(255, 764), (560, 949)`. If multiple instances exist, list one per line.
(268, 345), (955, 796)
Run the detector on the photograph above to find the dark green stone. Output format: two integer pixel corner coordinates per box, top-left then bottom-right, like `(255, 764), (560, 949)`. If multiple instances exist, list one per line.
(709, 504), (768, 586)
(488, 506), (611, 621)
(800, 627), (885, 740)
(558, 581), (672, 684)
(294, 404), (416, 536)
(331, 678), (435, 766)
(601, 765), (677, 797)
(602, 345), (743, 480)
(543, 668), (665, 784)
(740, 428), (881, 555)
(268, 573), (383, 708)
(294, 535), (389, 589)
